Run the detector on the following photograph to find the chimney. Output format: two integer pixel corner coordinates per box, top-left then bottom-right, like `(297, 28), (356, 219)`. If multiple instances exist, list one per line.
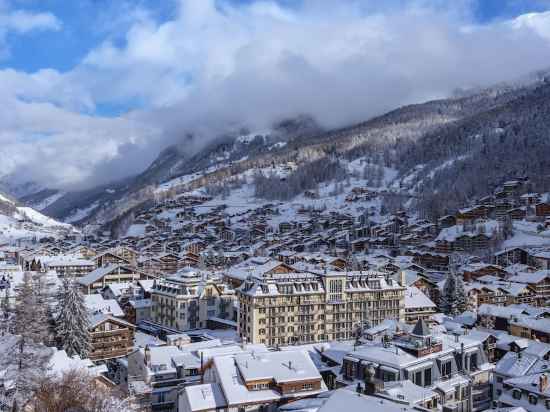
(540, 374), (548, 393)
(399, 270), (406, 287)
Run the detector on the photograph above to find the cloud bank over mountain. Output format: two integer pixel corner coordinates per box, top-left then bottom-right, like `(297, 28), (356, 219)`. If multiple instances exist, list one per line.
(2, 0), (550, 189)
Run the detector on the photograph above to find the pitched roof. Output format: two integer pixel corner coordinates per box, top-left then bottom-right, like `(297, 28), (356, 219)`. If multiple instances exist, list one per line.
(404, 286), (436, 309)
(411, 318), (431, 337)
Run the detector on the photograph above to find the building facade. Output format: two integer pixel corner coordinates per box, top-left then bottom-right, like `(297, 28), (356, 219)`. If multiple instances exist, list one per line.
(237, 271), (405, 346)
(151, 270), (237, 331)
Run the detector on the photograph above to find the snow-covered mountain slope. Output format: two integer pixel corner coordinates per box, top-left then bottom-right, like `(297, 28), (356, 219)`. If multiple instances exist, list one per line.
(14, 70), (550, 231)
(0, 193), (75, 243)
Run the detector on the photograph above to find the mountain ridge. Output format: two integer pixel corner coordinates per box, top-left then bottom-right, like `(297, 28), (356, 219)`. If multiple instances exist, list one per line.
(11, 70), (550, 231)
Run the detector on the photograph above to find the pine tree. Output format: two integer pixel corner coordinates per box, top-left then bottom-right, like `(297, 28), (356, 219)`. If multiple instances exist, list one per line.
(34, 272), (56, 345)
(441, 272), (468, 316)
(13, 272), (49, 344)
(56, 280), (92, 358)
(454, 273), (468, 314)
(441, 272), (457, 315)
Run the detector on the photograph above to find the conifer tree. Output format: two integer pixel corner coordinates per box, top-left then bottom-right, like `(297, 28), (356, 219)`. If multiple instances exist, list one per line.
(56, 279), (92, 358)
(13, 272), (49, 343)
(441, 263), (468, 316)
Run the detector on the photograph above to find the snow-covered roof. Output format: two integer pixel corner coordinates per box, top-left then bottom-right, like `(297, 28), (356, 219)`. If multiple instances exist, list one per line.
(36, 254), (94, 267)
(511, 317), (550, 334)
(212, 355), (280, 405)
(317, 388), (423, 412)
(495, 351), (539, 377)
(225, 257), (294, 281)
(404, 286), (436, 309)
(48, 348), (107, 377)
(234, 350), (320, 384)
(88, 313), (134, 329)
(78, 264), (124, 286)
(509, 270), (550, 284)
(478, 304), (527, 318)
(84, 294), (124, 317)
(383, 380), (437, 403)
(181, 383), (227, 411)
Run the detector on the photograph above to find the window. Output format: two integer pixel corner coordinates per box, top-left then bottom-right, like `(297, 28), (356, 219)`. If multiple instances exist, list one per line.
(470, 354), (478, 371)
(441, 361), (452, 378)
(513, 390), (522, 400)
(302, 383), (314, 391)
(424, 368), (432, 386)
(414, 371), (422, 386)
(382, 371), (396, 382)
(529, 395), (538, 405)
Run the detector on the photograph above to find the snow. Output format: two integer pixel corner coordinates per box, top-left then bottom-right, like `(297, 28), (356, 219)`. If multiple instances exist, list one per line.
(181, 383), (227, 411)
(29, 191), (65, 211)
(503, 221), (550, 248)
(436, 220), (499, 242)
(427, 155), (469, 180)
(0, 193), (14, 204)
(236, 130), (270, 143)
(49, 347), (107, 377)
(0, 208), (75, 244)
(64, 202), (99, 223)
(84, 294), (124, 317)
(404, 286), (436, 309)
(165, 156), (405, 234)
(126, 224), (146, 237)
(269, 141), (287, 150)
(16, 207), (70, 228)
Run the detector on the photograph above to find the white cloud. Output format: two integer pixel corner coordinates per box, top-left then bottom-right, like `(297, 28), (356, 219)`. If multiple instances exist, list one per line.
(511, 10), (550, 40)
(0, 0), (61, 58)
(3, 9), (61, 33)
(2, 0), (550, 190)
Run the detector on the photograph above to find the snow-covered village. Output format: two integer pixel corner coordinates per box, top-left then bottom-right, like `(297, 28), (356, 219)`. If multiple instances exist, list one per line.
(3, 1), (550, 412)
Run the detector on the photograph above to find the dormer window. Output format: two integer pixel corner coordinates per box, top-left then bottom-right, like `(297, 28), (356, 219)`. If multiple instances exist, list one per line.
(512, 389), (522, 400)
(529, 394), (538, 405)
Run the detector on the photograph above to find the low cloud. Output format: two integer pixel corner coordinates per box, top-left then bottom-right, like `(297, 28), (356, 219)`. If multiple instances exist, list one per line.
(2, 0), (550, 189)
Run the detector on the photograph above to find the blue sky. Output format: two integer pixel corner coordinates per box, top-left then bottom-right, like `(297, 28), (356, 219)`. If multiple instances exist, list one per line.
(0, 0), (550, 188)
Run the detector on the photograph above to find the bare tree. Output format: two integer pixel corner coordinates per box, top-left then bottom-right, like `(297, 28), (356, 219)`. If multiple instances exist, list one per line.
(30, 369), (140, 412)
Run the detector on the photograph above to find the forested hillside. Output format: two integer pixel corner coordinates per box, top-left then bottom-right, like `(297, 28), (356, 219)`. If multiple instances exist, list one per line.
(14, 72), (550, 229)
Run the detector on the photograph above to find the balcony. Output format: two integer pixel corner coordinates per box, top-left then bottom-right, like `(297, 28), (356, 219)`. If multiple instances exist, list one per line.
(91, 330), (131, 339)
(90, 348), (130, 361)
